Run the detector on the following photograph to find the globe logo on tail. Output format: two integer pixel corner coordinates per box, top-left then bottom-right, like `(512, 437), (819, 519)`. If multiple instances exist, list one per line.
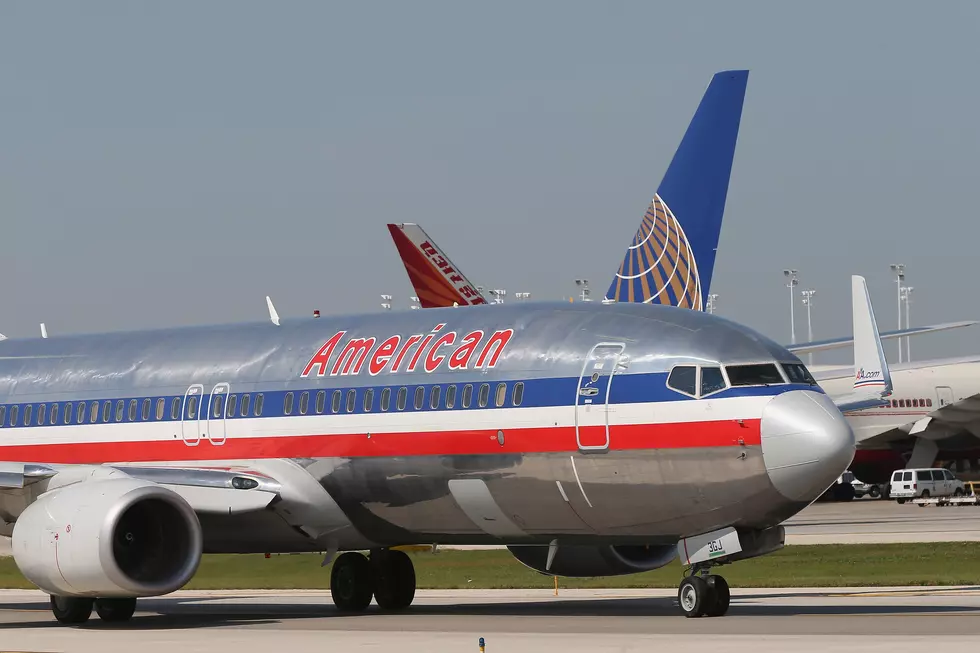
(608, 194), (703, 309)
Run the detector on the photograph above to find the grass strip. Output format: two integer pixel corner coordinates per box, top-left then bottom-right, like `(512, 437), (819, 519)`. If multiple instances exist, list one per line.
(1, 543), (978, 590)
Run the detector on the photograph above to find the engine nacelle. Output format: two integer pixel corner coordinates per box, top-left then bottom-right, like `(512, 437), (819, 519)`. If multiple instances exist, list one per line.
(12, 477), (202, 597)
(507, 543), (676, 578)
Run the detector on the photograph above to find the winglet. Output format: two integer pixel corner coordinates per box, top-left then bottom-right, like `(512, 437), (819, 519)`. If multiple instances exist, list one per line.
(833, 275), (892, 413)
(851, 275), (891, 395)
(266, 296), (280, 327)
(40, 323), (48, 339)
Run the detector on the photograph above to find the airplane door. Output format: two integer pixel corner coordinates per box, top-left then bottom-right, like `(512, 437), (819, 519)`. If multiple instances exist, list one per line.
(575, 342), (627, 452)
(181, 384), (204, 446)
(936, 386), (954, 407)
(206, 383), (229, 445)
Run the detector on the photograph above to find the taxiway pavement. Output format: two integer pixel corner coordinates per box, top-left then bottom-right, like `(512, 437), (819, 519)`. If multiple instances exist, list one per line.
(2, 588), (980, 652)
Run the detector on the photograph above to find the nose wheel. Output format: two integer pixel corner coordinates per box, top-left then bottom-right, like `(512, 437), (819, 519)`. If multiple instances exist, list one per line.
(678, 571), (730, 617)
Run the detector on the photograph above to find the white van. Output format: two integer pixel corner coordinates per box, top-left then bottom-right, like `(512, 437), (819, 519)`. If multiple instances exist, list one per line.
(890, 468), (966, 503)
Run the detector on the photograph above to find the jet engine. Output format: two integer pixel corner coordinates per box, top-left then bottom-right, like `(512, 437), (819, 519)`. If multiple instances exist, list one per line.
(507, 543), (676, 577)
(12, 478), (202, 597)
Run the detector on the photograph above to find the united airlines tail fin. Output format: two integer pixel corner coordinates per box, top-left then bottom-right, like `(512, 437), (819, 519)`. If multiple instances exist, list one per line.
(387, 223), (487, 308)
(832, 275), (893, 413)
(605, 70), (748, 307)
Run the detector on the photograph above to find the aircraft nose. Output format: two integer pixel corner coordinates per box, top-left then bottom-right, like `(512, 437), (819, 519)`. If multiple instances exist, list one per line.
(760, 390), (856, 502)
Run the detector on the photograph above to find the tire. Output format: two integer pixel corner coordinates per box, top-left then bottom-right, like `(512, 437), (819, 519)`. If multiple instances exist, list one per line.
(50, 595), (93, 625)
(921, 490), (930, 498)
(371, 550), (417, 610)
(331, 552), (374, 612)
(678, 576), (710, 618)
(869, 486), (881, 498)
(704, 575), (730, 617)
(95, 597), (137, 622)
(954, 488), (964, 497)
(897, 498), (906, 504)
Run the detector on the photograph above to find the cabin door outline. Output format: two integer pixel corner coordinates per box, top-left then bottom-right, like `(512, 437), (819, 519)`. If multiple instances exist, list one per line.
(575, 342), (627, 452)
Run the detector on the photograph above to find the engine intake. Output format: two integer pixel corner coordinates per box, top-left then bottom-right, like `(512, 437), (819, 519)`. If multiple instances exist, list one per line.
(12, 478), (202, 597)
(508, 543), (676, 577)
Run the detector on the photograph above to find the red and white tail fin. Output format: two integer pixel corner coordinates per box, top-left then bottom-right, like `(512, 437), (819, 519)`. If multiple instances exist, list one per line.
(387, 223), (487, 308)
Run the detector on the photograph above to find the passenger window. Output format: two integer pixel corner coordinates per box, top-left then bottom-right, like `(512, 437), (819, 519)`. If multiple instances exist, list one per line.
(102, 401), (112, 422)
(227, 394), (237, 418)
(945, 470), (955, 480)
(240, 394), (250, 417)
(927, 398), (933, 407)
(414, 386), (425, 410)
(64, 402), (73, 424)
(142, 398), (151, 421)
(37, 404), (46, 426)
(50, 403), (59, 425)
(725, 363), (784, 386)
(24, 405), (33, 426)
(917, 471), (931, 482)
(912, 399), (919, 408)
(931, 470), (944, 481)
(212, 395), (224, 418)
(397, 387), (407, 411)
(364, 388), (374, 412)
(0, 406), (5, 426)
(446, 385), (457, 409)
(331, 390), (342, 414)
(346, 389), (356, 413)
(93, 401), (102, 423)
(899, 399), (906, 408)
(128, 399), (137, 421)
(315, 391), (326, 414)
(667, 366), (697, 396)
(700, 367), (727, 396)
(478, 383), (490, 408)
(381, 387), (391, 412)
(9, 405), (18, 427)
(115, 400), (124, 422)
(513, 382), (524, 407)
(156, 398), (165, 420)
(284, 392), (294, 415)
(892, 471), (902, 482)
(431, 385), (441, 409)
(254, 393), (264, 416)
(171, 397), (181, 420)
(903, 471), (912, 482)
(495, 383), (506, 407)
(77, 402), (86, 424)
(187, 396), (198, 420)
(462, 384), (473, 408)
(299, 391), (309, 415)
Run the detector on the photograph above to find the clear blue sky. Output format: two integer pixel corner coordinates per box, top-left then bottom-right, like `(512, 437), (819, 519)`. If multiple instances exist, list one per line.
(2, 1), (978, 364)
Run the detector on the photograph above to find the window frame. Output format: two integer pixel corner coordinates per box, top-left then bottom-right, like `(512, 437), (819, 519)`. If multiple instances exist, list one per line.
(667, 365), (698, 398)
(380, 387), (391, 412)
(478, 383), (490, 408)
(430, 385), (441, 410)
(396, 387), (407, 411)
(462, 384), (473, 409)
(284, 392), (294, 416)
(315, 390), (326, 414)
(331, 390), (342, 414)
(512, 382), (524, 407)
(446, 385), (457, 409)
(346, 389), (356, 413)
(414, 386), (425, 410)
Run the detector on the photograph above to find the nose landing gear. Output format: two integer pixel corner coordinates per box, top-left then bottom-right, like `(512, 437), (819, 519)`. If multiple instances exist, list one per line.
(677, 566), (731, 618)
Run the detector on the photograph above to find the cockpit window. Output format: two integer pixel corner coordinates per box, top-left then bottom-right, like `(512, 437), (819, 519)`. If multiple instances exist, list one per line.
(725, 363), (784, 386)
(782, 362), (816, 385)
(700, 367), (727, 396)
(667, 366), (697, 396)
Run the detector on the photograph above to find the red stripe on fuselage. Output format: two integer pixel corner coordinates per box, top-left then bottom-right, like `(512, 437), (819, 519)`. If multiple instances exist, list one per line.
(0, 419), (761, 464)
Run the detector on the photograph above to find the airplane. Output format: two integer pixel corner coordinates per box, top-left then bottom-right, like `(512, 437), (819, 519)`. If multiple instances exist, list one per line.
(384, 70), (980, 488)
(0, 287), (878, 623)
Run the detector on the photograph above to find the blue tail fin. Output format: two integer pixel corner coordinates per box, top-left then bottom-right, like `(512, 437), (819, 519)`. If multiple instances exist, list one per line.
(605, 70), (748, 308)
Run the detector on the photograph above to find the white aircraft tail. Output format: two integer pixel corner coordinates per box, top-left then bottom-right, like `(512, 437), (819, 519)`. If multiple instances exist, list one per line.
(832, 275), (892, 413)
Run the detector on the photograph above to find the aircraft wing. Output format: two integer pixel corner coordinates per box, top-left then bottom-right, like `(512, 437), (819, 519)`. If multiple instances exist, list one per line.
(387, 223), (488, 308)
(830, 275), (893, 413)
(788, 321), (977, 354)
(0, 462), (281, 518)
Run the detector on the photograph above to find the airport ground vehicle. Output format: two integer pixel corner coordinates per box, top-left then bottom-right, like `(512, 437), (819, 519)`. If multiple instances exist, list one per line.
(890, 468), (966, 503)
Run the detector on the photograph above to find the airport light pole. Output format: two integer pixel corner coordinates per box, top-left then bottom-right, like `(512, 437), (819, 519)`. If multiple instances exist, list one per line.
(381, 294), (393, 311)
(801, 289), (816, 366)
(783, 270), (799, 344)
(706, 293), (718, 314)
(575, 279), (591, 302)
(890, 264), (905, 363)
(410, 296), (420, 310)
(489, 289), (506, 304)
(514, 292), (531, 301)
(902, 285), (914, 362)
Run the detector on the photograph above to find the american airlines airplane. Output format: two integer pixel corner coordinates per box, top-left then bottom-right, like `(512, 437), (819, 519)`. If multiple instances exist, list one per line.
(0, 290), (887, 624)
(386, 69), (980, 489)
